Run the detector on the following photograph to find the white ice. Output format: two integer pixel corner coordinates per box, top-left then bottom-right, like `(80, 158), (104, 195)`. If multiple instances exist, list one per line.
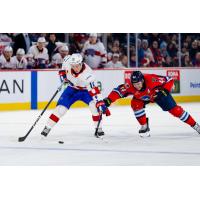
(0, 102), (200, 165)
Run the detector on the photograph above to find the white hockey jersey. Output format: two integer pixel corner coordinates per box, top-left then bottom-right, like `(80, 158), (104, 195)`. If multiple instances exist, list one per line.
(0, 54), (16, 69)
(28, 45), (49, 61)
(82, 40), (107, 69)
(51, 53), (64, 68)
(106, 60), (124, 68)
(62, 58), (102, 102)
(12, 56), (28, 69)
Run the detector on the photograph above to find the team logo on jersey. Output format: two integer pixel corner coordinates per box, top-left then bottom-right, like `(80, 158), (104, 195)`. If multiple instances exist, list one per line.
(125, 83), (130, 89)
(141, 95), (150, 101)
(152, 77), (165, 84)
(86, 49), (96, 56)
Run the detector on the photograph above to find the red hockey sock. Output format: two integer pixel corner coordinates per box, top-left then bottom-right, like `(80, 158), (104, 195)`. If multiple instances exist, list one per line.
(49, 114), (60, 123)
(185, 116), (196, 127)
(133, 108), (147, 125)
(169, 106), (196, 127)
(137, 115), (147, 125)
(92, 115), (101, 122)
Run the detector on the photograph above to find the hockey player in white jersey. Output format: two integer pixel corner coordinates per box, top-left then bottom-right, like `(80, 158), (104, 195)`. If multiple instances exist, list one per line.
(82, 33), (107, 69)
(12, 48), (28, 69)
(0, 46), (16, 69)
(41, 53), (111, 138)
(51, 45), (69, 68)
(28, 37), (49, 68)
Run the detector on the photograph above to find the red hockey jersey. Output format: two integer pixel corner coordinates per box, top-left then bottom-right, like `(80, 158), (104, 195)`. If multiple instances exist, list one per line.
(108, 74), (174, 103)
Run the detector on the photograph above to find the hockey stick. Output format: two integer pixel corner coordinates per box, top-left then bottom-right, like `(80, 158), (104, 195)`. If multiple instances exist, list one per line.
(18, 82), (65, 142)
(94, 113), (103, 137)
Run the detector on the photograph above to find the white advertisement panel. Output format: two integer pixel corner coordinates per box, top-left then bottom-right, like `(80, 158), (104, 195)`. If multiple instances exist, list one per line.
(0, 71), (31, 103)
(37, 68), (200, 103)
(181, 69), (200, 95)
(0, 68), (198, 107)
(37, 70), (63, 102)
(37, 70), (124, 102)
(95, 70), (124, 97)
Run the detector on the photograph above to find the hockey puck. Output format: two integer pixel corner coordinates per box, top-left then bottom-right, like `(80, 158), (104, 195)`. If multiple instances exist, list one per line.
(58, 141), (64, 144)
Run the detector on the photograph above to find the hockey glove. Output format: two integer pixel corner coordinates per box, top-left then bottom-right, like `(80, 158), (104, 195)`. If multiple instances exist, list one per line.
(96, 100), (111, 116)
(103, 97), (112, 107)
(59, 70), (68, 83)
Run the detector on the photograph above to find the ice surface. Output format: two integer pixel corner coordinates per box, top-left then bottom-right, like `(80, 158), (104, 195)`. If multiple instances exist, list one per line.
(0, 103), (200, 165)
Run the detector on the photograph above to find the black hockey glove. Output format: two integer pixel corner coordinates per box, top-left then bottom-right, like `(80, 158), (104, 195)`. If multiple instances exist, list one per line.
(103, 97), (112, 107)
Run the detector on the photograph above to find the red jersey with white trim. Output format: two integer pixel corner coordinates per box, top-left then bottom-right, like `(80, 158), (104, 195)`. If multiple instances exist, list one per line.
(108, 74), (174, 103)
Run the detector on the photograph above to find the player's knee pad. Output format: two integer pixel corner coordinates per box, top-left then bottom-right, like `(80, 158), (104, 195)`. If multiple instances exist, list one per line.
(169, 105), (184, 117)
(89, 101), (99, 115)
(53, 105), (68, 118)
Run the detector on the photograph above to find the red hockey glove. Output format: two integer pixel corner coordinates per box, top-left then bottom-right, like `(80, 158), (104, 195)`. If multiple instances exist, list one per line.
(59, 70), (68, 83)
(96, 100), (111, 116)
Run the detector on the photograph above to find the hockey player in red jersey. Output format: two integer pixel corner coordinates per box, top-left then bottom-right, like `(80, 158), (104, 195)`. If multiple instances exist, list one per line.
(104, 71), (200, 137)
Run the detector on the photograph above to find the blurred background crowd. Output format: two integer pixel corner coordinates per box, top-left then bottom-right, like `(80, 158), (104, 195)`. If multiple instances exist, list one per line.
(0, 33), (200, 69)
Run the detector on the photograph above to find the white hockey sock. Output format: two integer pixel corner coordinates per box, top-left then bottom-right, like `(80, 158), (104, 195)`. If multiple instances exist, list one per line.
(46, 105), (68, 129)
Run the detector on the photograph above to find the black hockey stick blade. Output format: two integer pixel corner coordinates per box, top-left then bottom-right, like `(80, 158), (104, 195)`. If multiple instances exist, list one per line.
(18, 135), (27, 142)
(18, 82), (65, 142)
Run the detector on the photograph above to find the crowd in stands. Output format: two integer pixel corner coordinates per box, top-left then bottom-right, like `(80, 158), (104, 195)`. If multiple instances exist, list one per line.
(0, 33), (200, 70)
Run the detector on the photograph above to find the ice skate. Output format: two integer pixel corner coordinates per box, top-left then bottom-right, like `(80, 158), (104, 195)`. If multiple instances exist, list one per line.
(192, 123), (200, 134)
(139, 118), (150, 137)
(41, 126), (51, 137)
(95, 127), (105, 138)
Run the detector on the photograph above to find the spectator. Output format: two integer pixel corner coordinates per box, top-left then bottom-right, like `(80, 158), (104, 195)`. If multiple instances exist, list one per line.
(140, 57), (150, 67)
(160, 41), (169, 58)
(138, 39), (144, 66)
(106, 53), (123, 68)
(107, 52), (113, 62)
(28, 37), (49, 69)
(150, 40), (161, 66)
(182, 54), (193, 67)
(69, 33), (88, 54)
(167, 41), (178, 58)
(192, 52), (200, 67)
(82, 33), (107, 68)
(142, 39), (154, 63)
(162, 56), (174, 67)
(51, 45), (69, 68)
(13, 48), (27, 69)
(13, 33), (31, 54)
(121, 55), (128, 67)
(0, 46), (16, 69)
(189, 40), (198, 62)
(0, 34), (13, 55)
(130, 53), (136, 67)
(25, 54), (35, 69)
(46, 33), (57, 61)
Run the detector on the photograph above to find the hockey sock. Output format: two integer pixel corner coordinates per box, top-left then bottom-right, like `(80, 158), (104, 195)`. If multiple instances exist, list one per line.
(169, 106), (196, 127)
(92, 115), (102, 129)
(46, 105), (68, 128)
(134, 109), (147, 125)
